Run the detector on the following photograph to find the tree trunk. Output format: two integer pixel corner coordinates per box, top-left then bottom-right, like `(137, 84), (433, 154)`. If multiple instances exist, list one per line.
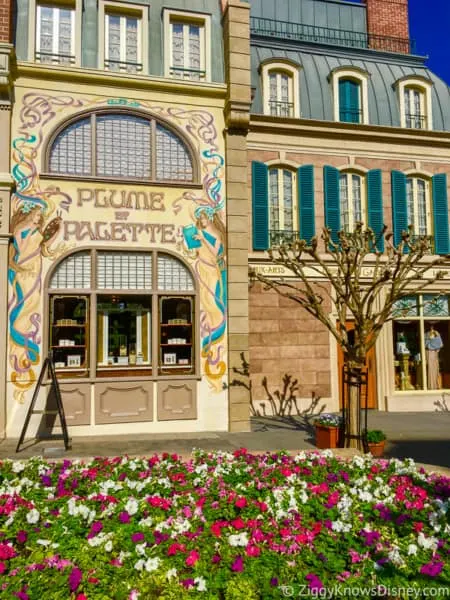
(346, 362), (364, 450)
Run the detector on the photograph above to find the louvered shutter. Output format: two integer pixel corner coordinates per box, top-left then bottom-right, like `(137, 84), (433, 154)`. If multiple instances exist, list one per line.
(391, 171), (408, 247)
(367, 169), (384, 252)
(432, 173), (450, 255)
(298, 165), (315, 244)
(252, 161), (269, 250)
(324, 165), (340, 245)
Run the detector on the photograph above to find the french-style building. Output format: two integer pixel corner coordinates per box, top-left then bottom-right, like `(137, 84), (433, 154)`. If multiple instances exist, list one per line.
(248, 0), (450, 414)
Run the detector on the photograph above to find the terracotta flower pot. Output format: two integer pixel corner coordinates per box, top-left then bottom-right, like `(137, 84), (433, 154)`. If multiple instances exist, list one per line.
(367, 441), (385, 458)
(315, 425), (340, 449)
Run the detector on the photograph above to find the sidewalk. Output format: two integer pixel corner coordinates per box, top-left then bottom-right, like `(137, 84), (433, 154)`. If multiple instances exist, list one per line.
(0, 411), (449, 470)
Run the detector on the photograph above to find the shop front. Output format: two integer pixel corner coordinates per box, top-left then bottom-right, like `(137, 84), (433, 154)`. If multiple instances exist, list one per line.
(7, 86), (229, 436)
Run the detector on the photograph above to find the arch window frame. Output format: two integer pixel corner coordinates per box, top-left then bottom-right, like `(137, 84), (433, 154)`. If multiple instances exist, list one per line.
(43, 109), (199, 185)
(330, 67), (370, 125)
(261, 60), (300, 119)
(45, 248), (199, 381)
(395, 77), (433, 130)
(339, 170), (367, 232)
(268, 165), (297, 244)
(406, 175), (432, 238)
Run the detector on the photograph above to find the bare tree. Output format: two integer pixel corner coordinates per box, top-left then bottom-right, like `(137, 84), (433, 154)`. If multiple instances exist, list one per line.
(251, 224), (448, 449)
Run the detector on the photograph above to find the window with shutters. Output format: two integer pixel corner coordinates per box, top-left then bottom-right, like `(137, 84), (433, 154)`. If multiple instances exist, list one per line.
(46, 110), (196, 182)
(406, 177), (432, 239)
(261, 61), (300, 118)
(47, 250), (197, 378)
(164, 10), (211, 82)
(268, 168), (297, 245)
(331, 68), (369, 125)
(339, 172), (366, 231)
(395, 77), (433, 130)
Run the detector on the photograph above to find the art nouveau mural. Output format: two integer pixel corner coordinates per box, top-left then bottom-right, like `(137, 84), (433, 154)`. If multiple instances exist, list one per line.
(9, 92), (227, 405)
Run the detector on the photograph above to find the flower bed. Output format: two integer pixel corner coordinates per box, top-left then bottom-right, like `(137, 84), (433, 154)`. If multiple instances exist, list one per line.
(0, 450), (449, 599)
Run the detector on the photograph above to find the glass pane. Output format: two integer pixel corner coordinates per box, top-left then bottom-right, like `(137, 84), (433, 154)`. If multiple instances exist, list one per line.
(269, 169), (279, 230)
(155, 124), (193, 181)
(58, 9), (73, 60)
(188, 25), (200, 75)
(49, 118), (92, 176)
(97, 252), (152, 290)
(157, 255), (194, 291)
(339, 174), (349, 231)
(38, 6), (53, 61)
(283, 170), (293, 231)
(49, 252), (91, 289)
(50, 296), (89, 375)
(96, 115), (151, 178)
(352, 175), (362, 223)
(107, 14), (121, 69)
(406, 178), (415, 230)
(172, 22), (184, 74)
(423, 295), (450, 317)
(417, 179), (427, 236)
(392, 296), (418, 318)
(393, 321), (423, 390)
(159, 297), (194, 374)
(425, 322), (449, 390)
(125, 17), (138, 68)
(97, 294), (151, 368)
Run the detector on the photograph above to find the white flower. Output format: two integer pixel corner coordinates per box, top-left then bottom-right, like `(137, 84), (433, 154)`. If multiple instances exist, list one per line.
(145, 557), (160, 572)
(228, 532), (249, 547)
(104, 541), (113, 552)
(27, 509), (40, 524)
(166, 568), (178, 580)
(36, 539), (51, 546)
(417, 532), (438, 551)
(195, 577), (207, 592)
(12, 461), (26, 473)
(407, 544), (418, 555)
(139, 517), (153, 527)
(135, 543), (147, 556)
(134, 559), (145, 571)
(125, 498), (139, 516)
(388, 547), (405, 567)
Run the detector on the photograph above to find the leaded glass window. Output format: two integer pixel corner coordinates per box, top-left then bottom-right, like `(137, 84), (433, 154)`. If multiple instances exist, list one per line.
(157, 255), (194, 291)
(105, 13), (141, 73)
(169, 20), (205, 81)
(36, 5), (75, 65)
(49, 251), (91, 289)
(48, 112), (194, 182)
(97, 252), (152, 290)
(339, 172), (364, 232)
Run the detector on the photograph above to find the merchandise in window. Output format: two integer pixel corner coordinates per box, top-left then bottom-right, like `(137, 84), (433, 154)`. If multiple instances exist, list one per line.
(392, 295), (450, 391)
(159, 297), (194, 374)
(36, 5), (75, 65)
(50, 296), (89, 375)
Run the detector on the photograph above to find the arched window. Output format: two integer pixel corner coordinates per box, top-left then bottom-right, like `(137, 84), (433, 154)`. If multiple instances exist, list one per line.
(48, 250), (196, 378)
(394, 77), (433, 130)
(406, 177), (431, 237)
(261, 60), (300, 118)
(47, 111), (195, 182)
(268, 167), (297, 244)
(330, 67), (370, 125)
(338, 79), (361, 123)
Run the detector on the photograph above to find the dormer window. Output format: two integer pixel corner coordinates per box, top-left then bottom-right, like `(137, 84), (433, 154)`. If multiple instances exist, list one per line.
(339, 79), (361, 123)
(330, 67), (370, 125)
(261, 60), (300, 118)
(395, 77), (433, 130)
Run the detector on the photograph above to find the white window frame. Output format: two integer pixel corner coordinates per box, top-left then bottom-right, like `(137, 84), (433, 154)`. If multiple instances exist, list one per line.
(268, 167), (298, 232)
(395, 77), (433, 130)
(98, 307), (151, 367)
(29, 0), (82, 67)
(163, 9), (211, 82)
(406, 176), (432, 237)
(330, 67), (370, 125)
(339, 171), (366, 231)
(99, 1), (149, 74)
(261, 60), (300, 118)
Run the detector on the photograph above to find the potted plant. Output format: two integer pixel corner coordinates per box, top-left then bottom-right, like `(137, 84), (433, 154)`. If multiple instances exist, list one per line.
(365, 429), (386, 457)
(314, 413), (343, 449)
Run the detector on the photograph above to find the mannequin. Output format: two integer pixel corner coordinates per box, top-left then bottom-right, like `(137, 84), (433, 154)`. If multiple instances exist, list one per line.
(425, 326), (443, 389)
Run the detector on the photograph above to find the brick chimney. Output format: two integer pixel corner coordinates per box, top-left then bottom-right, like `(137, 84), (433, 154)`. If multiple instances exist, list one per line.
(364, 0), (411, 54)
(0, 0), (12, 43)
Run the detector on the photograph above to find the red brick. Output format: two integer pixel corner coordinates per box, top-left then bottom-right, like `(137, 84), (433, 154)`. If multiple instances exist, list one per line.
(365, 0), (410, 52)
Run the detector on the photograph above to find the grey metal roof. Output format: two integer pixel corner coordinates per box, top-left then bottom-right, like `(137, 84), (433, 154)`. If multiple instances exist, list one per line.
(251, 44), (450, 131)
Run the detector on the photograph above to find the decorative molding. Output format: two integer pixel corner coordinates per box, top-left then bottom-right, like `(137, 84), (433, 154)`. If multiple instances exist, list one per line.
(0, 43), (13, 105)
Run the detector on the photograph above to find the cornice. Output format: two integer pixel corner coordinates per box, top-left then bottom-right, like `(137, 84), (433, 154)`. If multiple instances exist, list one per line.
(15, 62), (227, 100)
(225, 99), (251, 134)
(249, 114), (450, 149)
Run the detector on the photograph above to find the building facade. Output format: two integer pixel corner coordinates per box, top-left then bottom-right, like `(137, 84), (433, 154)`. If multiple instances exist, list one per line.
(2, 0), (252, 438)
(248, 0), (450, 414)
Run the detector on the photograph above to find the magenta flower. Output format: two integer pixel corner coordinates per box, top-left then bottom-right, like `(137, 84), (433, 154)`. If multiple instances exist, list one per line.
(131, 532), (145, 544)
(119, 511), (130, 523)
(181, 578), (195, 588)
(420, 562), (444, 577)
(231, 556), (244, 572)
(0, 562), (5, 574)
(68, 567), (83, 592)
(306, 573), (324, 591)
(87, 521), (103, 539)
(13, 590), (29, 600)
(0, 543), (16, 560)
(16, 531), (27, 544)
(186, 550), (200, 567)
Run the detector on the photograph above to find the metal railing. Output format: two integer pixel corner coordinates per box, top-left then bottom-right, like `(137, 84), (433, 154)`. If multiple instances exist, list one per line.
(269, 100), (295, 118)
(405, 113), (427, 129)
(35, 52), (76, 66)
(269, 229), (300, 245)
(169, 66), (206, 81)
(339, 108), (363, 123)
(250, 17), (415, 54)
(104, 59), (143, 74)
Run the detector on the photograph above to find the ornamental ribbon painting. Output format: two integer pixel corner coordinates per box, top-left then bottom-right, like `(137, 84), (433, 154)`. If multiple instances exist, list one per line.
(9, 93), (227, 403)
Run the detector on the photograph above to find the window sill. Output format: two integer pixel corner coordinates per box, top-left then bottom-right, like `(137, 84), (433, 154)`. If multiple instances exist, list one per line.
(40, 172), (203, 188)
(45, 373), (202, 384)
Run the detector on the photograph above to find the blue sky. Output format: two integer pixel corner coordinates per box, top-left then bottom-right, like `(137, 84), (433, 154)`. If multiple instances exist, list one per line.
(409, 0), (450, 85)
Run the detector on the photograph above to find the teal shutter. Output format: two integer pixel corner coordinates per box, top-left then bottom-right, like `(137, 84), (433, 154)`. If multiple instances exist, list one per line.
(339, 79), (360, 123)
(391, 171), (407, 246)
(324, 165), (340, 244)
(298, 165), (315, 244)
(432, 173), (449, 255)
(252, 161), (269, 250)
(367, 169), (384, 251)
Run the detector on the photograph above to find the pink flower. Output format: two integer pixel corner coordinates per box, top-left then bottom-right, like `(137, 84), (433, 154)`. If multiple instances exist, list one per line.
(235, 497), (247, 509)
(0, 543), (16, 560)
(0, 561), (6, 574)
(68, 567), (83, 593)
(76, 595), (88, 600)
(131, 532), (145, 544)
(87, 522), (103, 539)
(231, 517), (245, 530)
(185, 550), (200, 567)
(231, 556), (244, 572)
(246, 545), (261, 557)
(119, 511), (130, 523)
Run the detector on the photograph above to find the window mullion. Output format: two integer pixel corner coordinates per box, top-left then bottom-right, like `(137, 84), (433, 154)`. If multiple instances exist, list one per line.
(91, 114), (97, 176)
(120, 15), (126, 66)
(53, 8), (59, 57)
(183, 23), (189, 70)
(278, 170), (284, 230)
(348, 174), (354, 230)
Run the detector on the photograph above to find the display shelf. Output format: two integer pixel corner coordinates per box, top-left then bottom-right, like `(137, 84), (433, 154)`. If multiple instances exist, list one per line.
(161, 323), (192, 327)
(51, 345), (86, 348)
(160, 343), (192, 346)
(53, 324), (86, 327)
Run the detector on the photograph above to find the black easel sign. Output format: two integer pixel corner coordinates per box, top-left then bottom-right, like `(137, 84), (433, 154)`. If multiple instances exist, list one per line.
(16, 352), (71, 453)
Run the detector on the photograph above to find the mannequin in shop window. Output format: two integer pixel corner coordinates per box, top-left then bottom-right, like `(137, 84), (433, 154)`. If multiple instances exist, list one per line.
(425, 326), (443, 389)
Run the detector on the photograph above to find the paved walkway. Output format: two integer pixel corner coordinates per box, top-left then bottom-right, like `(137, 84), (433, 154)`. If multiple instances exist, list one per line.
(0, 411), (448, 471)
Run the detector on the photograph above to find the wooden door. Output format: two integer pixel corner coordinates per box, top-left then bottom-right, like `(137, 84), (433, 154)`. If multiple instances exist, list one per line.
(337, 322), (377, 409)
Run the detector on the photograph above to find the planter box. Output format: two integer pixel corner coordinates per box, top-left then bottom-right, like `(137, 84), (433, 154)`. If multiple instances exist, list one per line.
(367, 441), (385, 458)
(315, 425), (341, 449)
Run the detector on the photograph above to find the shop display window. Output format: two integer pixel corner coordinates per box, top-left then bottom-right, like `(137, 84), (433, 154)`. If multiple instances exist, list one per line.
(393, 295), (450, 391)
(159, 296), (194, 375)
(50, 295), (89, 376)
